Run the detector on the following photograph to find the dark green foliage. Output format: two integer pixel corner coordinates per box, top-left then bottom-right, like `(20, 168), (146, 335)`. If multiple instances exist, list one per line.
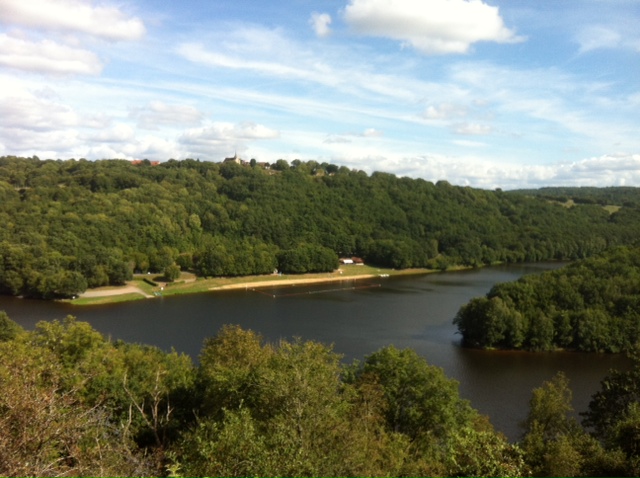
(2, 156), (640, 298)
(520, 372), (629, 477)
(277, 243), (338, 273)
(348, 345), (475, 441)
(0, 311), (22, 342)
(582, 349), (640, 446)
(455, 246), (640, 352)
(509, 186), (640, 208)
(163, 263), (181, 282)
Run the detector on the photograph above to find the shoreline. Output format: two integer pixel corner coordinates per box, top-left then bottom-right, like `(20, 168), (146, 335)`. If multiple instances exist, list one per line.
(209, 273), (380, 291)
(71, 267), (432, 305)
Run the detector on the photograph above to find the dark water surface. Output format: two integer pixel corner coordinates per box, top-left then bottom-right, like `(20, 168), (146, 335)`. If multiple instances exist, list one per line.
(1, 263), (629, 441)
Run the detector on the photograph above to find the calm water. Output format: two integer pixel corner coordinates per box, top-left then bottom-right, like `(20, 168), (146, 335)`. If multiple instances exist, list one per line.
(0, 263), (629, 441)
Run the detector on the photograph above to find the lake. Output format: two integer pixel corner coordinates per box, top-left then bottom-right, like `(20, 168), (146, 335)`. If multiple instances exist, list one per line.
(0, 263), (629, 441)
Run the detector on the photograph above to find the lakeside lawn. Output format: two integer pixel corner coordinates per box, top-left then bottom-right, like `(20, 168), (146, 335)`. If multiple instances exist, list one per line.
(70, 265), (433, 306)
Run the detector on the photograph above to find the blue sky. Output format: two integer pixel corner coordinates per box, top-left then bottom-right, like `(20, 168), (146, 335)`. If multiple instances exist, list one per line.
(0, 0), (639, 189)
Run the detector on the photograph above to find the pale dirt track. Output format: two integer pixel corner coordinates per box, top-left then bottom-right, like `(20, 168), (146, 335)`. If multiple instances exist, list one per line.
(79, 285), (153, 298)
(210, 274), (378, 291)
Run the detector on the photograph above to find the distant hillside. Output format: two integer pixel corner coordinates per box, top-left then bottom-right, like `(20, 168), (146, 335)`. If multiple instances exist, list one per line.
(1, 156), (640, 299)
(508, 186), (640, 208)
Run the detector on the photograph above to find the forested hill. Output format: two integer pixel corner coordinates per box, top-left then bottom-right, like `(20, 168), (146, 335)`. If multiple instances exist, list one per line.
(509, 186), (640, 208)
(455, 246), (640, 353)
(1, 155), (640, 299)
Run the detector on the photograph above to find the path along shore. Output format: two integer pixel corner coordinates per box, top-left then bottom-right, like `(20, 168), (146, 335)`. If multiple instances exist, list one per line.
(77, 269), (401, 302)
(208, 274), (379, 291)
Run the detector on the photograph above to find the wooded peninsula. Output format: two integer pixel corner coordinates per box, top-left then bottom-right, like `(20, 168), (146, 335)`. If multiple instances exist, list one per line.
(455, 245), (640, 353)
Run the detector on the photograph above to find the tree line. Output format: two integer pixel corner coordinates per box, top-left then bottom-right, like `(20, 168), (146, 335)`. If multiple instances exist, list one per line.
(2, 155), (640, 299)
(455, 246), (640, 353)
(1, 313), (639, 477)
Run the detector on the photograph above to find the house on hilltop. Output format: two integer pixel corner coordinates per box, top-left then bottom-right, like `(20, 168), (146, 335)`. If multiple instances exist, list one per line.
(222, 153), (271, 169)
(223, 152), (247, 165)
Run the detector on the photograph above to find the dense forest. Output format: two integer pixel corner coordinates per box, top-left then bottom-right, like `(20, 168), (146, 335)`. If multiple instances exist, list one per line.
(2, 155), (640, 299)
(1, 313), (639, 477)
(455, 246), (640, 353)
(509, 186), (640, 208)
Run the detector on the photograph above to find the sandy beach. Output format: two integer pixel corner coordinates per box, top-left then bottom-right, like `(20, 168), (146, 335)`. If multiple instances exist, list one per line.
(76, 272), (383, 300)
(209, 274), (379, 291)
(72, 267), (430, 304)
(79, 285), (153, 299)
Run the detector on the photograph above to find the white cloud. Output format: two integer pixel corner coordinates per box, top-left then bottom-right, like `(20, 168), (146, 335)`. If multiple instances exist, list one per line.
(131, 101), (204, 129)
(448, 61), (640, 151)
(362, 128), (383, 137)
(0, 0), (145, 41)
(82, 135), (184, 161)
(84, 123), (135, 143)
(324, 134), (351, 144)
(452, 122), (492, 135)
(82, 113), (112, 129)
(334, 152), (640, 190)
(343, 0), (523, 54)
(0, 90), (82, 156)
(310, 12), (332, 37)
(233, 122), (280, 140)
(423, 103), (468, 120)
(177, 42), (327, 84)
(0, 94), (78, 131)
(322, 128), (383, 144)
(0, 127), (79, 155)
(452, 139), (487, 148)
(0, 34), (102, 75)
(83, 144), (134, 160)
(176, 37), (449, 105)
(178, 121), (279, 158)
(576, 25), (623, 53)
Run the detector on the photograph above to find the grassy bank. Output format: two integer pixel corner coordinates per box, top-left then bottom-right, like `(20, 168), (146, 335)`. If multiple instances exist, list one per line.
(69, 266), (433, 306)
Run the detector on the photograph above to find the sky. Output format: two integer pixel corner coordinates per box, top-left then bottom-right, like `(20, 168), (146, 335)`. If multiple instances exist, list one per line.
(0, 0), (639, 189)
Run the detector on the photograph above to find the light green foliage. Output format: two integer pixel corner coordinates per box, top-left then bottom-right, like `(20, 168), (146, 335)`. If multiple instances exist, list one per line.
(190, 327), (365, 476)
(0, 328), (155, 476)
(518, 372), (630, 477)
(180, 328), (524, 477)
(163, 262), (181, 282)
(197, 324), (273, 416)
(444, 420), (528, 478)
(32, 315), (106, 367)
(521, 372), (580, 440)
(178, 408), (271, 477)
(16, 314), (194, 471)
(355, 345), (475, 443)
